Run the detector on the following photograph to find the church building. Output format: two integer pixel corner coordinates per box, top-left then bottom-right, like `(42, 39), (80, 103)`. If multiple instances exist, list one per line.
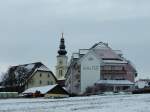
(55, 33), (68, 86)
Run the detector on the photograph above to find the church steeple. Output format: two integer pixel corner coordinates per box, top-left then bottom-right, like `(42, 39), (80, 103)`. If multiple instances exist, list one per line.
(58, 33), (67, 55)
(56, 33), (68, 82)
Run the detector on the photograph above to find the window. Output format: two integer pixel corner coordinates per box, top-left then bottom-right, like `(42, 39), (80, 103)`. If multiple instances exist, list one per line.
(111, 66), (116, 70)
(39, 80), (42, 85)
(114, 66), (122, 70)
(122, 67), (125, 70)
(59, 60), (63, 64)
(47, 81), (50, 85)
(48, 73), (50, 78)
(40, 73), (42, 77)
(59, 70), (63, 77)
(47, 81), (53, 85)
(111, 66), (123, 70)
(51, 81), (54, 85)
(104, 66), (111, 70)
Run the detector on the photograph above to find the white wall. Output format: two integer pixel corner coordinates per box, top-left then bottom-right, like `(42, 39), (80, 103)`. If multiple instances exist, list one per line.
(80, 52), (100, 93)
(136, 81), (148, 89)
(56, 55), (68, 79)
(26, 71), (57, 89)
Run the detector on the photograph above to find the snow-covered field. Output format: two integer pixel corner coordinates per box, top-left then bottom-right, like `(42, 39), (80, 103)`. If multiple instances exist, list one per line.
(0, 94), (150, 112)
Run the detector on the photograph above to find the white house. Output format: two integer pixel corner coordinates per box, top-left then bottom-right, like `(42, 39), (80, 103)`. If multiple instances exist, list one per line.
(135, 79), (150, 89)
(2, 62), (57, 93)
(65, 42), (137, 95)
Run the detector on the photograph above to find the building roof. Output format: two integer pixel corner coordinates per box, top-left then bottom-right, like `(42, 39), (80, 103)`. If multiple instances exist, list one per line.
(93, 49), (122, 60)
(35, 65), (51, 72)
(91, 42), (123, 60)
(58, 33), (67, 55)
(5, 62), (56, 86)
(23, 84), (57, 94)
(78, 42), (126, 64)
(137, 79), (150, 82)
(96, 80), (134, 85)
(102, 59), (127, 64)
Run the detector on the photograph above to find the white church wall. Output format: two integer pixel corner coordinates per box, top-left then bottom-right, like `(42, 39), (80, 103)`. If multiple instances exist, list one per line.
(56, 55), (68, 80)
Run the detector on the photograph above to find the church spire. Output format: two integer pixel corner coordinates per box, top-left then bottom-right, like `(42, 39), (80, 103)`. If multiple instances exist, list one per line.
(58, 33), (67, 55)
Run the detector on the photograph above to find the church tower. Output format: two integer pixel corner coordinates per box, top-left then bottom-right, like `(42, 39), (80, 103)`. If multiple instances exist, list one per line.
(56, 33), (68, 80)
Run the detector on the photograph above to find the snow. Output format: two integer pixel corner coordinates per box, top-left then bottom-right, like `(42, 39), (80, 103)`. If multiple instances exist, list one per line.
(0, 94), (150, 112)
(36, 65), (50, 72)
(0, 86), (4, 88)
(102, 59), (127, 64)
(23, 84), (57, 94)
(25, 64), (35, 70)
(96, 80), (134, 85)
(135, 81), (148, 89)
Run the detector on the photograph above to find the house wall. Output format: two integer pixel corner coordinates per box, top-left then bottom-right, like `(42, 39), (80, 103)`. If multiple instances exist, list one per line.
(124, 64), (136, 82)
(65, 42), (137, 95)
(70, 63), (81, 94)
(80, 52), (100, 94)
(25, 71), (57, 89)
(65, 62), (80, 94)
(65, 72), (71, 93)
(135, 81), (148, 89)
(101, 65), (126, 80)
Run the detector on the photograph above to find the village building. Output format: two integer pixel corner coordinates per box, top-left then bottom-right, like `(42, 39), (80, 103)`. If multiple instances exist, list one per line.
(1, 62), (57, 93)
(23, 84), (69, 98)
(65, 42), (137, 95)
(24, 62), (57, 90)
(55, 33), (68, 86)
(135, 79), (150, 89)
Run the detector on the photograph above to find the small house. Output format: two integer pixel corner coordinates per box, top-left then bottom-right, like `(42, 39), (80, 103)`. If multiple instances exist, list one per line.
(23, 84), (69, 98)
(1, 62), (57, 93)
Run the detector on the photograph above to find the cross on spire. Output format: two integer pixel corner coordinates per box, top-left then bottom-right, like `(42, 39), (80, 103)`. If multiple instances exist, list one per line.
(61, 32), (64, 39)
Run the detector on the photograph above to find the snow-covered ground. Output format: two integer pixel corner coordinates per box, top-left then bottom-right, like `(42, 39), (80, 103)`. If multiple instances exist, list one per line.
(0, 94), (150, 112)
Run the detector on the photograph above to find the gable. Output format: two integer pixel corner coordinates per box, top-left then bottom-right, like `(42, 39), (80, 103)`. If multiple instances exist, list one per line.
(5, 62), (55, 86)
(23, 84), (57, 94)
(90, 42), (122, 60)
(93, 49), (122, 60)
(79, 50), (100, 64)
(91, 42), (109, 50)
(29, 70), (57, 84)
(47, 85), (69, 95)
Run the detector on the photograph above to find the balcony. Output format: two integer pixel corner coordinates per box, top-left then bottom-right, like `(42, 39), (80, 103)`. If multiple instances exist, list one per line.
(101, 70), (126, 75)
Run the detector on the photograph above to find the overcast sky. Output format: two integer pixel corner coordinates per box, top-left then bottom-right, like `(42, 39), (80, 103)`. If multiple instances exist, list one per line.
(0, 0), (150, 79)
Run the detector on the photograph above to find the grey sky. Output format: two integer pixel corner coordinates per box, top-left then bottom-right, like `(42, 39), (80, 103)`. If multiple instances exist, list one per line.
(0, 0), (150, 79)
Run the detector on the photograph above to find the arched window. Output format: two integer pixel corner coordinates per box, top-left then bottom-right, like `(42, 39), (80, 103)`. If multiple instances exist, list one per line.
(59, 70), (63, 77)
